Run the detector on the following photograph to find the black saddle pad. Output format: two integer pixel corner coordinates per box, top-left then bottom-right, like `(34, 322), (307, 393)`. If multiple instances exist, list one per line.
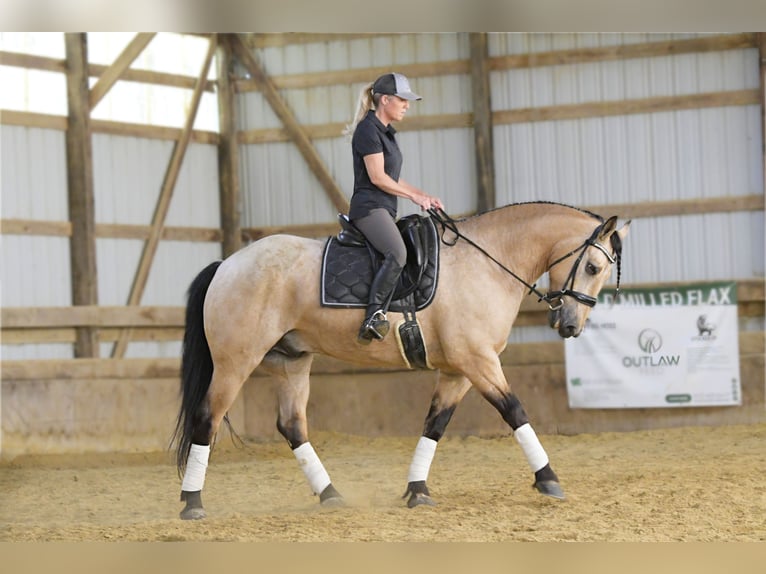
(320, 216), (440, 312)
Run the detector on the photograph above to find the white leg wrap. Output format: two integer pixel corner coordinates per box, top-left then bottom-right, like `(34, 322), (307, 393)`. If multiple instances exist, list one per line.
(181, 444), (211, 492)
(407, 436), (438, 483)
(513, 423), (549, 472)
(293, 442), (332, 495)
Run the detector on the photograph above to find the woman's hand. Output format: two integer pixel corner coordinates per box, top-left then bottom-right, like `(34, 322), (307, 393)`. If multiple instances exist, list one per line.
(416, 192), (443, 211)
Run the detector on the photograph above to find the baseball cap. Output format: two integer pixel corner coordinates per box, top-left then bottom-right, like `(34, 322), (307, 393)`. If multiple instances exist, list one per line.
(372, 73), (422, 101)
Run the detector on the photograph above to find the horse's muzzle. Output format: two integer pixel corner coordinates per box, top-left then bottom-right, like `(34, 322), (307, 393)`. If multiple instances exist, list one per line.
(549, 308), (582, 338)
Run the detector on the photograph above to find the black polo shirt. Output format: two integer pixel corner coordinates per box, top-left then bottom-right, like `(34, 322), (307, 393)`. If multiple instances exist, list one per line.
(349, 110), (402, 220)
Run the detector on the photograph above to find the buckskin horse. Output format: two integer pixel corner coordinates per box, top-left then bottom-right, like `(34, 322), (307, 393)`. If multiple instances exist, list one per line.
(172, 202), (631, 519)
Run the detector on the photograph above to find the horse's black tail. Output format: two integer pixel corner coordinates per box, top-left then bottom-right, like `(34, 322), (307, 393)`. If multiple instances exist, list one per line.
(171, 260), (222, 477)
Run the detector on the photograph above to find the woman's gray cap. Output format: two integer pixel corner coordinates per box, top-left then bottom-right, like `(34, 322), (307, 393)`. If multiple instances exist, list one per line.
(372, 73), (422, 100)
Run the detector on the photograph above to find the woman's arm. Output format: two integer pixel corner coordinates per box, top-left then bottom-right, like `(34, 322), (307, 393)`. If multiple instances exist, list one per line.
(363, 153), (443, 211)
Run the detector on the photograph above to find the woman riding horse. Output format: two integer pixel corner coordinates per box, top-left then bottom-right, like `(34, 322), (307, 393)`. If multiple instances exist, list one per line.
(345, 73), (443, 344)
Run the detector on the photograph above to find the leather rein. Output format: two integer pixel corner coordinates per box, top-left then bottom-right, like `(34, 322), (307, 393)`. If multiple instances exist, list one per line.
(427, 208), (623, 311)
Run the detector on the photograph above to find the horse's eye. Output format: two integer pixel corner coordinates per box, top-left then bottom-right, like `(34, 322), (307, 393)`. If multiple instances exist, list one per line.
(585, 262), (599, 275)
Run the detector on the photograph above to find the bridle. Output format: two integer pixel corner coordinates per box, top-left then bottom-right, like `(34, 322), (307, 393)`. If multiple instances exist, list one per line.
(428, 208), (623, 312)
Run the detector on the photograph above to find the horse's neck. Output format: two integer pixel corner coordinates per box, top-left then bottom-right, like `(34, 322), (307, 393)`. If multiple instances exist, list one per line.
(462, 204), (596, 282)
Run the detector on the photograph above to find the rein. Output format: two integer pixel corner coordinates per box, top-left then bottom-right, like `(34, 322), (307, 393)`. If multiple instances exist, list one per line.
(427, 208), (622, 311)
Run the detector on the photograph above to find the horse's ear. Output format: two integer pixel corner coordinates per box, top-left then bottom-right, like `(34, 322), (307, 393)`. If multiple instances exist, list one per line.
(616, 219), (631, 241)
(598, 216), (619, 239)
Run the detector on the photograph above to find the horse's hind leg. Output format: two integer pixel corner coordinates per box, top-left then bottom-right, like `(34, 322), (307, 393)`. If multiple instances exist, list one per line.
(179, 365), (251, 520)
(404, 371), (472, 508)
(266, 351), (344, 506)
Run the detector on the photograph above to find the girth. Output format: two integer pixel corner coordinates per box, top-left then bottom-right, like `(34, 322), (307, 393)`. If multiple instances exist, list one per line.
(320, 213), (440, 312)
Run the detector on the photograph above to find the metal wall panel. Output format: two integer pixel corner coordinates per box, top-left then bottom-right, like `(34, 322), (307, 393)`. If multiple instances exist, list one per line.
(92, 135), (221, 358)
(3, 34), (762, 357)
(2, 127), (222, 359)
(1, 126), (72, 359)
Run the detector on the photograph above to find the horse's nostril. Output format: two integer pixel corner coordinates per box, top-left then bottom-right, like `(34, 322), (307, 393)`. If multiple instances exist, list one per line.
(561, 324), (576, 338)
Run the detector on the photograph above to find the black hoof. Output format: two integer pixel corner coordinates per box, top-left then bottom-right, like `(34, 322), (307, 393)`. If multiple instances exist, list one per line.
(319, 484), (345, 507)
(180, 506), (207, 520)
(533, 480), (566, 500)
(179, 490), (206, 520)
(407, 492), (437, 508)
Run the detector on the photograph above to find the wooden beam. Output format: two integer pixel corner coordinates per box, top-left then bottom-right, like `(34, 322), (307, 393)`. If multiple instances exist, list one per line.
(469, 33), (496, 213)
(1, 327), (184, 345)
(216, 36), (242, 257)
(111, 35), (218, 359)
(582, 194), (765, 220)
(0, 220), (222, 242)
(493, 89), (761, 125)
(0, 110), (219, 145)
(64, 33), (99, 358)
(1, 306), (184, 328)
(229, 34), (350, 214)
(0, 50), (217, 92)
(241, 33), (394, 49)
(235, 60), (471, 93)
(489, 33), (758, 71)
(89, 33), (155, 110)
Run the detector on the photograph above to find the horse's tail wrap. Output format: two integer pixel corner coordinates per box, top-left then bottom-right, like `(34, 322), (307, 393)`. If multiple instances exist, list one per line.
(172, 260), (222, 477)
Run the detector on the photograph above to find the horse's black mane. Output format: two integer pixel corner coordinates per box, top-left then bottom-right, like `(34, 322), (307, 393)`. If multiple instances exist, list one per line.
(466, 201), (605, 223)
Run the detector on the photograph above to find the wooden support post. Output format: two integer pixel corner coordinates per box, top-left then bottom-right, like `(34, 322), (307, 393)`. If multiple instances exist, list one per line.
(759, 33), (766, 192)
(217, 35), (242, 257)
(64, 33), (99, 358)
(230, 34), (350, 214)
(111, 35), (218, 358)
(470, 33), (496, 213)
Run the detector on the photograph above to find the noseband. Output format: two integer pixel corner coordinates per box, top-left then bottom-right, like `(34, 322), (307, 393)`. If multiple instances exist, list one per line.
(429, 209), (623, 311)
(543, 223), (620, 311)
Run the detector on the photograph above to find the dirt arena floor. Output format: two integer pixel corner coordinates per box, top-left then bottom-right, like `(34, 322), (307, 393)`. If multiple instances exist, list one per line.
(1, 423), (764, 542)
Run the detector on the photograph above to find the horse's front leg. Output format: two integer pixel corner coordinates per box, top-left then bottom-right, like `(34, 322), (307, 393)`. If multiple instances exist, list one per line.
(404, 371), (472, 508)
(470, 354), (565, 500)
(270, 352), (345, 506)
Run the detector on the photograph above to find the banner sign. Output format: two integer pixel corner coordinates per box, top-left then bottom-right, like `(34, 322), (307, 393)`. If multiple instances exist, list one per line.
(565, 282), (741, 408)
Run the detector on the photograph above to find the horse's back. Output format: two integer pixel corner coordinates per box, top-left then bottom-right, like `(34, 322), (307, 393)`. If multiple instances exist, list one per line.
(204, 234), (324, 325)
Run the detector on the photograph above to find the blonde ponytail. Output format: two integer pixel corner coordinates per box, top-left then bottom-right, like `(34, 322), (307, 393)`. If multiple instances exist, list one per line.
(343, 82), (376, 139)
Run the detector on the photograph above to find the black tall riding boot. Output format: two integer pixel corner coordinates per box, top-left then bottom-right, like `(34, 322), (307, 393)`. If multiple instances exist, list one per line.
(358, 257), (404, 344)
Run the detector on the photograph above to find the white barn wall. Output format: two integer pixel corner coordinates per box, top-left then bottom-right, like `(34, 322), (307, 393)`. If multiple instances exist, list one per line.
(1, 126), (72, 359)
(2, 33), (762, 354)
(92, 135), (221, 358)
(1, 128), (222, 360)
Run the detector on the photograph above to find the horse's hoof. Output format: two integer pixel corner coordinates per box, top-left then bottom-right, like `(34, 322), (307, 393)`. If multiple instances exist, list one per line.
(319, 484), (345, 507)
(407, 492), (437, 508)
(533, 480), (566, 500)
(180, 506), (207, 520)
